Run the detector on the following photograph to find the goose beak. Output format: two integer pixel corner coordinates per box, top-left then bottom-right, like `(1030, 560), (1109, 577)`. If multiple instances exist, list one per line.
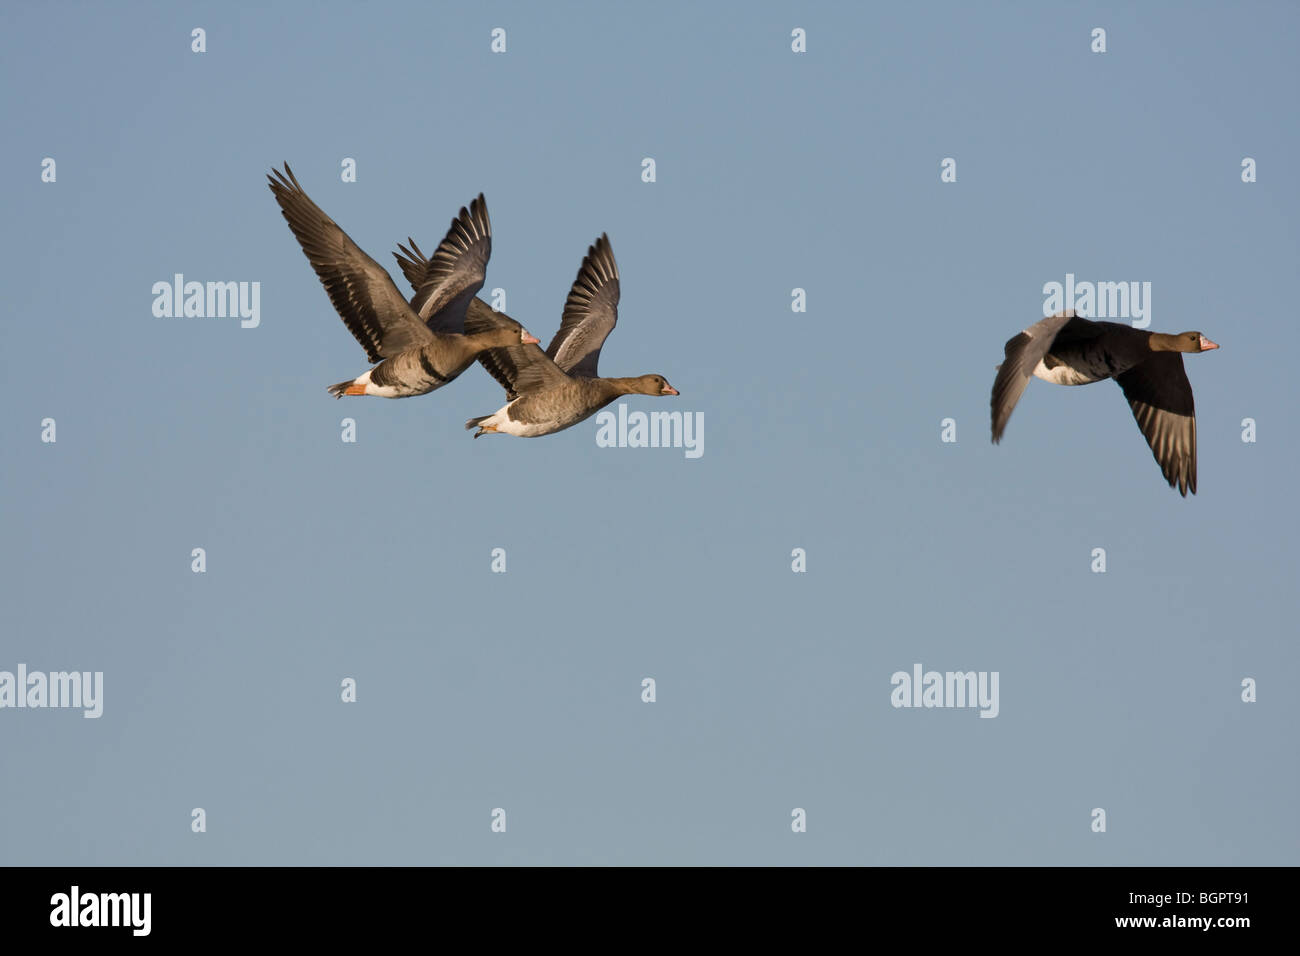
(662, 384), (679, 396)
(1199, 335), (1219, 351)
(521, 331), (540, 345)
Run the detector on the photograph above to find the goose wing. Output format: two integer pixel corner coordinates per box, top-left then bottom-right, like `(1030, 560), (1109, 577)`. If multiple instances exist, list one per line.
(268, 164), (432, 362)
(991, 311), (1100, 442)
(392, 194), (492, 334)
(546, 234), (620, 378)
(1115, 353), (1198, 496)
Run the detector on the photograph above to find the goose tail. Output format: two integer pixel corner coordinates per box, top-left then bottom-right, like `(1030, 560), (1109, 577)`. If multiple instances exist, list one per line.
(465, 414), (501, 438)
(328, 379), (367, 398)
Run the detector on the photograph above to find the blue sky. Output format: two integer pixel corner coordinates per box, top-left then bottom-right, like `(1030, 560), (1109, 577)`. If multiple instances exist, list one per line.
(1, 1), (1296, 865)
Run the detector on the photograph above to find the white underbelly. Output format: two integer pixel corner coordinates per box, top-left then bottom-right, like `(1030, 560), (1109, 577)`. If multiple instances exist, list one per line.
(485, 403), (557, 437)
(1032, 359), (1106, 387)
(353, 367), (427, 399)
(502, 417), (557, 438)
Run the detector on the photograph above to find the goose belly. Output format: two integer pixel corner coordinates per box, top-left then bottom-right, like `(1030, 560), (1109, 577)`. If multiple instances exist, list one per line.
(369, 352), (457, 398)
(350, 367), (427, 398)
(498, 392), (600, 438)
(1031, 343), (1131, 386)
(1031, 359), (1104, 386)
(482, 403), (553, 437)
(506, 420), (558, 437)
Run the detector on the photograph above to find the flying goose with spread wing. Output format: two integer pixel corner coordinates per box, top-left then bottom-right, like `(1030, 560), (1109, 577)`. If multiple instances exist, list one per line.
(991, 310), (1219, 495)
(267, 164), (538, 398)
(395, 234), (677, 437)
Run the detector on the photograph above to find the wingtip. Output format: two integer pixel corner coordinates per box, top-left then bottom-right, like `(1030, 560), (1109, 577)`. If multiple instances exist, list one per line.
(583, 233), (617, 279)
(267, 163), (299, 193)
(469, 193), (490, 235)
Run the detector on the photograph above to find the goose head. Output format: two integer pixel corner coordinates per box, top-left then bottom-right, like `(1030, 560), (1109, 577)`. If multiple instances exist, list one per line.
(481, 318), (539, 348)
(624, 374), (678, 396)
(1154, 331), (1219, 353)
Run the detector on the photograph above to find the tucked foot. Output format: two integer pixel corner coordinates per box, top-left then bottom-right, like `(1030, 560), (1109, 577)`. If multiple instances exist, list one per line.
(327, 379), (364, 399)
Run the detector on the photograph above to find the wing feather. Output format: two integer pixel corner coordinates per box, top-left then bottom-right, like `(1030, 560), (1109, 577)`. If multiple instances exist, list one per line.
(268, 164), (431, 362)
(546, 234), (620, 378)
(1115, 353), (1198, 496)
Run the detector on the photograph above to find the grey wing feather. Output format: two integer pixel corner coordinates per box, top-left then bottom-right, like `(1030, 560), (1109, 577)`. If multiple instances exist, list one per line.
(477, 344), (568, 398)
(546, 234), (620, 378)
(462, 300), (565, 399)
(268, 164), (432, 363)
(392, 237), (429, 290)
(1115, 353), (1198, 496)
(990, 311), (1096, 442)
(392, 194), (491, 334)
(476, 347), (522, 400)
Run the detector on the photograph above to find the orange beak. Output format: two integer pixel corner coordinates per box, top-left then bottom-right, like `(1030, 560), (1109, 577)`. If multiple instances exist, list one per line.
(521, 331), (540, 345)
(1200, 335), (1219, 351)
(663, 385), (679, 395)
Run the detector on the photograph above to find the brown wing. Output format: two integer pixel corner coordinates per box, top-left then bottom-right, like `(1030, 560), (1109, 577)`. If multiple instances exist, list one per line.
(991, 311), (1100, 442)
(392, 194), (491, 334)
(468, 301), (568, 397)
(268, 164), (432, 363)
(463, 298), (540, 399)
(1115, 353), (1198, 496)
(477, 344), (569, 398)
(546, 234), (620, 378)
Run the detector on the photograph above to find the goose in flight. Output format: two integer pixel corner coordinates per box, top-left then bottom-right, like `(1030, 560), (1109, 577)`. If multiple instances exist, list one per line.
(991, 310), (1218, 495)
(267, 164), (538, 398)
(420, 234), (678, 437)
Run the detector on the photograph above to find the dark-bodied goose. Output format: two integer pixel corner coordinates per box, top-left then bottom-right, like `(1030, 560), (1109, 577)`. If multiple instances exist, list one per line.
(267, 164), (538, 398)
(991, 310), (1218, 495)
(441, 234), (676, 436)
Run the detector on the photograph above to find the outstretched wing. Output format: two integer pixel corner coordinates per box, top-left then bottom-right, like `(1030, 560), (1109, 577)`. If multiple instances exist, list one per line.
(546, 234), (620, 378)
(1115, 353), (1198, 496)
(268, 164), (432, 362)
(990, 311), (1098, 442)
(392, 194), (492, 334)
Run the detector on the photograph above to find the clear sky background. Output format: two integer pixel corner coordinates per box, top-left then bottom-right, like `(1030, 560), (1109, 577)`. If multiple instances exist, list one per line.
(1, 1), (1296, 865)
